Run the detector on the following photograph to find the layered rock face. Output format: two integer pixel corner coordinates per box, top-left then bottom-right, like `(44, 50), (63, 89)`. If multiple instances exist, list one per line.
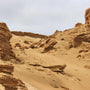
(29, 38), (57, 53)
(0, 64), (28, 90)
(0, 23), (15, 60)
(11, 31), (48, 38)
(0, 23), (28, 90)
(85, 8), (90, 24)
(0, 64), (14, 74)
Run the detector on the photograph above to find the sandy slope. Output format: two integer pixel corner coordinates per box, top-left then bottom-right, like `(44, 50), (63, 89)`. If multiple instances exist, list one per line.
(9, 33), (90, 90)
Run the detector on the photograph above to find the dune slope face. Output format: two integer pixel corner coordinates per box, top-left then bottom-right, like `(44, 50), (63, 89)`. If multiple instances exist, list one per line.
(0, 8), (90, 90)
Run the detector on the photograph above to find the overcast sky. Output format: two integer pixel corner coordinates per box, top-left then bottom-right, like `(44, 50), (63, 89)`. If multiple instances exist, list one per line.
(0, 0), (90, 35)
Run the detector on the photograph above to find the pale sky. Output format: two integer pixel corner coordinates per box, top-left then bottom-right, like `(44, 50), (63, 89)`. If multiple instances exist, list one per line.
(0, 0), (90, 35)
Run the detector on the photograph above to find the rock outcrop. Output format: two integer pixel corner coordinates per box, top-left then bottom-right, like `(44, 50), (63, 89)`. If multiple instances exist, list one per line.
(75, 23), (82, 27)
(0, 64), (28, 90)
(0, 23), (16, 61)
(42, 64), (66, 73)
(85, 8), (90, 24)
(29, 63), (66, 73)
(11, 31), (48, 39)
(42, 38), (57, 53)
(29, 38), (57, 53)
(0, 64), (14, 74)
(73, 33), (90, 47)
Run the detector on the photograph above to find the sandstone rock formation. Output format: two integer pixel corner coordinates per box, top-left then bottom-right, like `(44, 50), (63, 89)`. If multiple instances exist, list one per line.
(42, 64), (66, 73)
(0, 64), (14, 74)
(85, 8), (90, 24)
(29, 63), (66, 73)
(29, 38), (57, 53)
(73, 33), (90, 47)
(49, 30), (61, 38)
(75, 23), (82, 27)
(0, 23), (17, 61)
(11, 31), (48, 38)
(0, 64), (28, 90)
(42, 38), (57, 53)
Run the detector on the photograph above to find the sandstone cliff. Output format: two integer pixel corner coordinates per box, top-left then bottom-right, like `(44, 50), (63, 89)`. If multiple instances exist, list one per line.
(0, 23), (16, 61)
